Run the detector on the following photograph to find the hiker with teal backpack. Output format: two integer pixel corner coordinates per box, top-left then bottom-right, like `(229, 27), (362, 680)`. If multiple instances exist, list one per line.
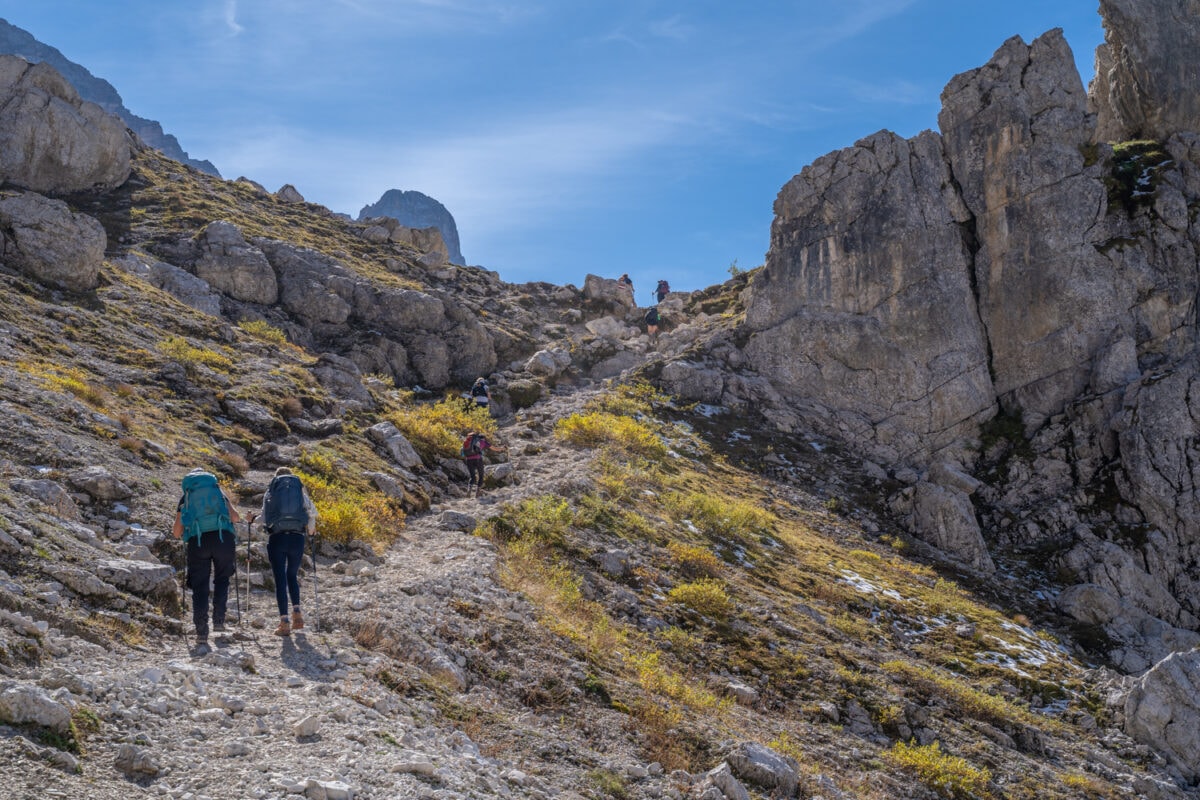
(172, 469), (242, 649)
(258, 467), (318, 637)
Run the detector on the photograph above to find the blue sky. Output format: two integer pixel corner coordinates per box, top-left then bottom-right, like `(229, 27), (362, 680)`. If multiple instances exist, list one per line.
(3, 1), (1104, 296)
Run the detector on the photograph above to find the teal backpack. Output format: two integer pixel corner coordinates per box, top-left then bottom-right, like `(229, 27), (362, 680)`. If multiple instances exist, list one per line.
(179, 470), (235, 543)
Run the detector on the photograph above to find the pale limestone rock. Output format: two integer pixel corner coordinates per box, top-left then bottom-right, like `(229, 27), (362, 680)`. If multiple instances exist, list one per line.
(583, 273), (635, 310)
(366, 422), (423, 469)
(112, 254), (223, 316)
(10, 478), (79, 520)
(0, 55), (131, 193)
(910, 482), (995, 573)
(0, 191), (106, 291)
(276, 184), (305, 203)
(195, 221), (278, 305)
(727, 742), (798, 797)
(744, 129), (994, 465)
(1126, 649), (1200, 781)
(0, 682), (72, 732)
(66, 465), (132, 501)
(940, 30), (1109, 430)
(1090, 0), (1200, 142)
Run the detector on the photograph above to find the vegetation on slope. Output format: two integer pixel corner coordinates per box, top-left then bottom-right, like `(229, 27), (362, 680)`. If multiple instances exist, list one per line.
(470, 382), (1139, 799)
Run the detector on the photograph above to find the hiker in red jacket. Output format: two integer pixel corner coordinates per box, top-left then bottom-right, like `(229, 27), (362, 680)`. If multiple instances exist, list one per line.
(461, 431), (505, 497)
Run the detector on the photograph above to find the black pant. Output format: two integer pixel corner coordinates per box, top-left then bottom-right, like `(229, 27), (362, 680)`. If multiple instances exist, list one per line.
(465, 457), (485, 485)
(187, 529), (236, 635)
(268, 532), (305, 617)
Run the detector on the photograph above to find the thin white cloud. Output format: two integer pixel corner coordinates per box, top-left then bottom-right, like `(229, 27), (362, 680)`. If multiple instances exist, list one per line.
(223, 0), (243, 35)
(205, 96), (711, 241)
(841, 77), (928, 106)
(815, 0), (919, 44)
(648, 15), (694, 41)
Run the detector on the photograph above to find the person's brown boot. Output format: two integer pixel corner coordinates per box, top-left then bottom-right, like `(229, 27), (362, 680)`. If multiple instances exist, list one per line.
(291, 610), (304, 631)
(274, 617), (291, 636)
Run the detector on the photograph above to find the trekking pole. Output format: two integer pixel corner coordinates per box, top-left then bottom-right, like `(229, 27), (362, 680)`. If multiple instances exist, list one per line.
(233, 526), (242, 626)
(179, 553), (188, 643)
(310, 533), (319, 632)
(245, 514), (255, 618)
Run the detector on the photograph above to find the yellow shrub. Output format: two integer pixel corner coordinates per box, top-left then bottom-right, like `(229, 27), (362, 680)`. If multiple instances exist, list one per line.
(293, 469), (405, 547)
(388, 395), (496, 461)
(667, 491), (774, 541)
(668, 578), (732, 618)
(237, 319), (289, 345)
(886, 741), (992, 799)
(479, 495), (573, 547)
(668, 542), (722, 578)
(555, 412), (667, 459)
(159, 336), (234, 372)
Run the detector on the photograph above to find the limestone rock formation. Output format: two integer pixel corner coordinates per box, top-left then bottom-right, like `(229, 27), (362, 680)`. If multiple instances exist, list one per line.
(195, 221), (278, 305)
(359, 189), (465, 265)
(743, 129), (993, 465)
(731, 2), (1200, 650)
(1125, 649), (1200, 781)
(0, 18), (218, 175)
(1090, 0), (1200, 142)
(0, 54), (131, 194)
(939, 30), (1111, 429)
(0, 190), (106, 291)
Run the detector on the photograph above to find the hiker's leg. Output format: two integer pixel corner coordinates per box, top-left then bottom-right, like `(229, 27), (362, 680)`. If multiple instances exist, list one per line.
(186, 538), (211, 636)
(282, 532), (304, 609)
(210, 533), (236, 626)
(467, 459), (484, 487)
(267, 533), (290, 617)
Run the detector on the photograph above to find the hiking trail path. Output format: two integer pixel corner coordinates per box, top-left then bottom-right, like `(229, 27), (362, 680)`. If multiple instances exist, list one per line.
(7, 383), (665, 800)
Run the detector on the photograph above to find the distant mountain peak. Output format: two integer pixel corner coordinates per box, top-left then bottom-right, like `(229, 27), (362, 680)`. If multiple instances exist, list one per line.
(359, 189), (464, 265)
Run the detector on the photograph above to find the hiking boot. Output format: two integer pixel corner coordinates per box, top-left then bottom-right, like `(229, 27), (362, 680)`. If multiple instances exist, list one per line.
(194, 634), (208, 649)
(291, 610), (304, 631)
(274, 618), (291, 636)
(213, 622), (227, 633)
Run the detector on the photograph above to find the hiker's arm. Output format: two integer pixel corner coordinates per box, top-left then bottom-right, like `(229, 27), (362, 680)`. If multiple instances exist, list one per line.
(222, 490), (242, 524)
(304, 492), (318, 537)
(171, 512), (183, 539)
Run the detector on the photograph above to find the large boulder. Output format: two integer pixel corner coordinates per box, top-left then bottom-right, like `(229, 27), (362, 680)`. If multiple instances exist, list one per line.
(1125, 649), (1200, 781)
(0, 682), (72, 732)
(113, 255), (223, 316)
(582, 273), (635, 310)
(195, 221), (278, 305)
(744, 128), (995, 465)
(0, 191), (106, 291)
(257, 240), (354, 326)
(0, 55), (131, 193)
(1090, 0), (1200, 142)
(94, 558), (176, 596)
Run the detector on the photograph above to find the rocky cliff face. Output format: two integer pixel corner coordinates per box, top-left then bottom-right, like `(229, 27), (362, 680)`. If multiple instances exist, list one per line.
(733, 0), (1200, 695)
(359, 189), (465, 266)
(0, 17), (220, 176)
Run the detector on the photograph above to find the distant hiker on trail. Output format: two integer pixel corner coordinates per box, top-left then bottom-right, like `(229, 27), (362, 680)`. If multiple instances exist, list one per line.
(654, 279), (671, 303)
(617, 273), (634, 297)
(258, 467), (318, 637)
(645, 306), (661, 339)
(461, 431), (505, 498)
(470, 376), (492, 411)
(173, 469), (241, 649)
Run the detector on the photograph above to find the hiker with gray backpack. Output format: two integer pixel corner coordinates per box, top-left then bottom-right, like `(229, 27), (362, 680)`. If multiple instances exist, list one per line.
(173, 469), (242, 649)
(256, 467), (318, 637)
